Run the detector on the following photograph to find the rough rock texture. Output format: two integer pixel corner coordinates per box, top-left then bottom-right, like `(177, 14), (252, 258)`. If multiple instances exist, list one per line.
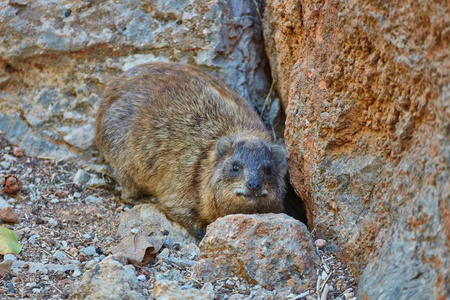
(153, 280), (214, 300)
(263, 0), (449, 299)
(74, 254), (145, 300)
(195, 214), (319, 293)
(0, 0), (272, 157)
(118, 204), (197, 245)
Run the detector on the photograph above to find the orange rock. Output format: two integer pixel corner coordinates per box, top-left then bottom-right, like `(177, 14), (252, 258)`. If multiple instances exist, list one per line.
(314, 239), (326, 249)
(13, 147), (24, 157)
(0, 207), (20, 224)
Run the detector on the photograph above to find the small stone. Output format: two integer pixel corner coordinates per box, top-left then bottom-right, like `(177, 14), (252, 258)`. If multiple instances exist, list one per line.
(0, 161), (11, 170)
(85, 195), (101, 203)
(69, 247), (78, 255)
(83, 234), (92, 240)
(32, 288), (41, 294)
(48, 218), (58, 226)
(61, 291), (70, 299)
(74, 192), (81, 199)
(55, 190), (64, 198)
(72, 270), (82, 277)
(53, 251), (67, 262)
(130, 228), (139, 234)
(51, 198), (60, 204)
(0, 207), (20, 223)
(315, 239), (327, 249)
(4, 254), (16, 262)
(13, 147), (24, 157)
(82, 246), (96, 256)
(137, 274), (147, 281)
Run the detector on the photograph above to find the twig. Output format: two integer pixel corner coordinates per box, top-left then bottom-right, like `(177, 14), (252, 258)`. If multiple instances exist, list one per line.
(320, 284), (330, 300)
(261, 81), (275, 115)
(252, 0), (262, 19)
(320, 270), (333, 292)
(316, 270), (321, 300)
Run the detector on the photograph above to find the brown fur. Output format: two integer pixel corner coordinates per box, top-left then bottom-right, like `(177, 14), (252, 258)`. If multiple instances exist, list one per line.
(95, 62), (286, 237)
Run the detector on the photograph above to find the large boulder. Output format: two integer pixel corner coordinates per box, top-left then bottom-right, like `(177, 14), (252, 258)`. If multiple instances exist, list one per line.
(0, 0), (272, 157)
(263, 0), (449, 299)
(195, 214), (319, 294)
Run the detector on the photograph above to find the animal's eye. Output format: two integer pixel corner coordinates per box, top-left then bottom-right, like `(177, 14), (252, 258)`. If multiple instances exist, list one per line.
(232, 164), (240, 172)
(265, 167), (272, 175)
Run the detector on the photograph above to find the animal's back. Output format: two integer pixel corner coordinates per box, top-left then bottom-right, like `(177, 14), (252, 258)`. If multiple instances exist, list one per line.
(96, 62), (285, 237)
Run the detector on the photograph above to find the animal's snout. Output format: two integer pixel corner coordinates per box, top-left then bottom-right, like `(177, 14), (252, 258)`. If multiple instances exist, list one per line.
(246, 179), (261, 191)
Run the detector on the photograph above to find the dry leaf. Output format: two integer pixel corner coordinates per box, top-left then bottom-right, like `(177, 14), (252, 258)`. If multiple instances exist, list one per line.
(112, 234), (165, 266)
(0, 260), (13, 277)
(1, 175), (21, 195)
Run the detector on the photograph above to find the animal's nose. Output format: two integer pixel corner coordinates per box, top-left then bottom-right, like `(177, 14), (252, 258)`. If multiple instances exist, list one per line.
(246, 179), (261, 191)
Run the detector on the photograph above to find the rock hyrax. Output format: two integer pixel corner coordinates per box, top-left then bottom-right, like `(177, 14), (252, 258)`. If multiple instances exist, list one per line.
(95, 62), (286, 237)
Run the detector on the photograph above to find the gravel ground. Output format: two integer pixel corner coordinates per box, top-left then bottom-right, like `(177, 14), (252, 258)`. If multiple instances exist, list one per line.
(0, 135), (357, 299)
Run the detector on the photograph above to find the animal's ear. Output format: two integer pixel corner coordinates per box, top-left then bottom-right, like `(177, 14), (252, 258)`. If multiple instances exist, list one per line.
(271, 144), (286, 165)
(216, 137), (233, 157)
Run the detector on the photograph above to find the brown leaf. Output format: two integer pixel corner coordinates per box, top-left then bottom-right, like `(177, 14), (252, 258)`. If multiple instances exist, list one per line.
(0, 207), (20, 224)
(112, 234), (165, 266)
(0, 260), (13, 277)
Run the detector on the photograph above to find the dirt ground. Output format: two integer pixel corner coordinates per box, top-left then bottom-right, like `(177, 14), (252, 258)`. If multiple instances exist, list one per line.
(0, 135), (357, 299)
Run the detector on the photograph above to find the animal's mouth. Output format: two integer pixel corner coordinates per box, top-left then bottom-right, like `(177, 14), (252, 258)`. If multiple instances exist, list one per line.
(234, 188), (268, 199)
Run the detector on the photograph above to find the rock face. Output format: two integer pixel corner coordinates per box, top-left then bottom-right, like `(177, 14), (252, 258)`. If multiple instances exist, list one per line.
(263, 0), (449, 299)
(195, 214), (319, 293)
(0, 0), (272, 157)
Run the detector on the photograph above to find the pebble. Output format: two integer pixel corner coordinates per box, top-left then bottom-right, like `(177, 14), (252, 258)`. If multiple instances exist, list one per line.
(50, 198), (60, 204)
(315, 239), (327, 249)
(53, 250), (68, 262)
(85, 195), (101, 203)
(72, 270), (82, 277)
(73, 192), (81, 199)
(48, 218), (58, 226)
(61, 241), (68, 248)
(4, 254), (17, 261)
(83, 233), (92, 240)
(0, 161), (11, 170)
(82, 246), (96, 256)
(137, 274), (147, 281)
(32, 288), (41, 294)
(130, 228), (139, 234)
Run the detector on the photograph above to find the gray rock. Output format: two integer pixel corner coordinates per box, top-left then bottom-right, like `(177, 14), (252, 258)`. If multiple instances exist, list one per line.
(195, 214), (319, 294)
(48, 218), (58, 226)
(0, 161), (11, 170)
(0, 0), (272, 159)
(74, 256), (145, 300)
(179, 243), (200, 261)
(53, 250), (68, 262)
(0, 113), (30, 145)
(63, 124), (95, 150)
(11, 261), (81, 274)
(19, 133), (75, 160)
(73, 169), (91, 185)
(4, 254), (16, 262)
(0, 197), (11, 209)
(118, 203), (196, 245)
(136, 274), (146, 281)
(82, 246), (96, 256)
(73, 169), (108, 188)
